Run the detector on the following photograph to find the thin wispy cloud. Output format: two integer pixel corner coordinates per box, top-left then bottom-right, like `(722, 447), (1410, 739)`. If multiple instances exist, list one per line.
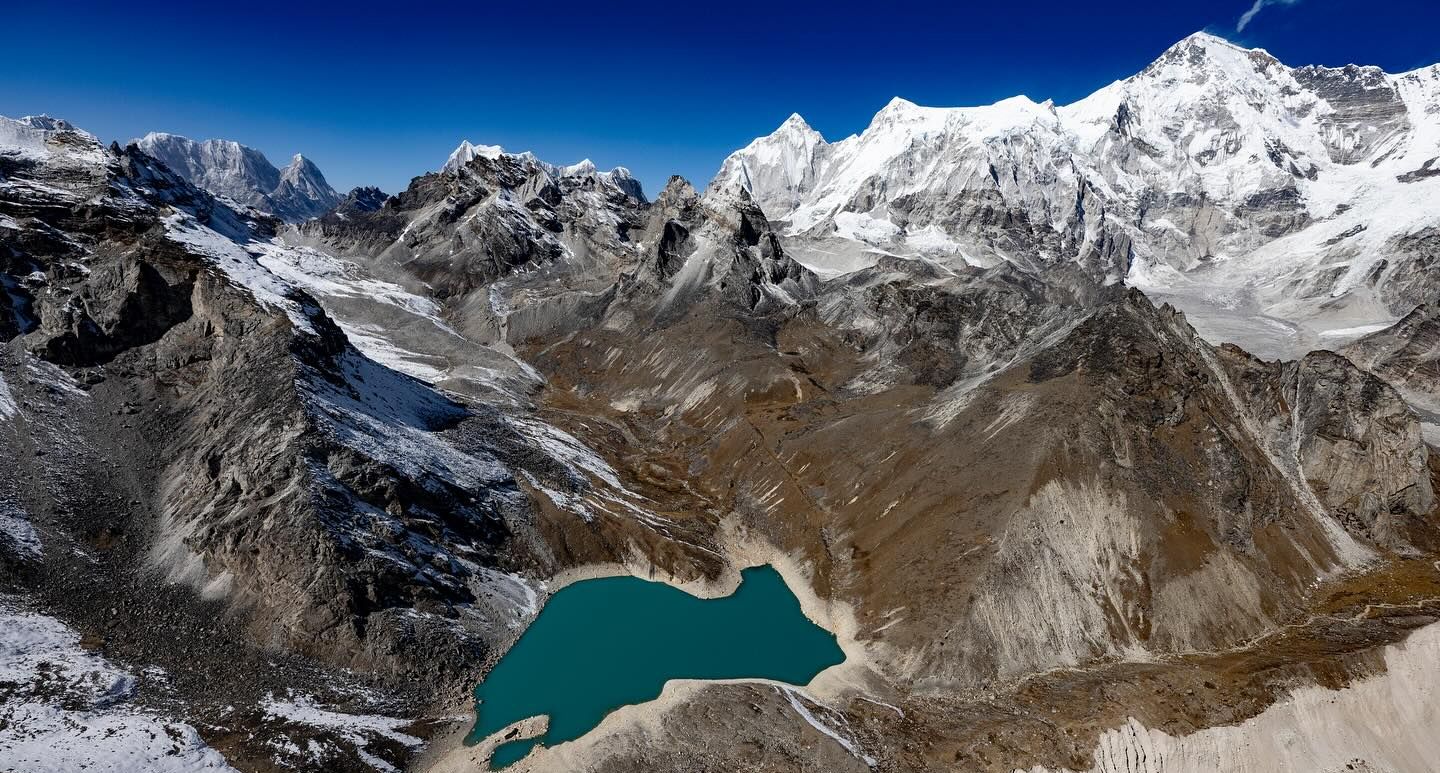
(1237, 0), (1301, 32)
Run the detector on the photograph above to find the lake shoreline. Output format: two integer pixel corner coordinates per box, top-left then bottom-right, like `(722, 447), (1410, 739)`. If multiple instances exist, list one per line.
(423, 518), (893, 772)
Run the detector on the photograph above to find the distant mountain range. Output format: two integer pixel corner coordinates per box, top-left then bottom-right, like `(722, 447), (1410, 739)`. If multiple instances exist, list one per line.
(3, 31), (1440, 773)
(716, 31), (1440, 359)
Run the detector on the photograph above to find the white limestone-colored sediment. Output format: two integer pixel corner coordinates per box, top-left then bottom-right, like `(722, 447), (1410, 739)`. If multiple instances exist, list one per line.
(1017, 621), (1440, 773)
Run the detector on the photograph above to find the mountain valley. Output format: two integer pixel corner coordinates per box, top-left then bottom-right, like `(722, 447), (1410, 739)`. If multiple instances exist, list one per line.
(3, 31), (1440, 773)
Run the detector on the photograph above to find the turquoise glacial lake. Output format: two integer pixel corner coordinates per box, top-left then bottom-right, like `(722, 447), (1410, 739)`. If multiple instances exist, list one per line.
(467, 565), (845, 768)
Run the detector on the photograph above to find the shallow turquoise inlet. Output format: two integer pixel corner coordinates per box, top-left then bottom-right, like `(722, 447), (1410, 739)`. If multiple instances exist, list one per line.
(466, 565), (845, 768)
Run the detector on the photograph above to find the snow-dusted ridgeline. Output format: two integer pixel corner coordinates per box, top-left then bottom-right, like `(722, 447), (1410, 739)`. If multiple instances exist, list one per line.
(442, 139), (645, 202)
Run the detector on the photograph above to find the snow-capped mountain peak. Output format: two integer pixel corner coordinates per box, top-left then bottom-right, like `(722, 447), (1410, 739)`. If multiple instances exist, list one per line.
(712, 32), (1440, 357)
(271, 153), (340, 220)
(277, 153), (330, 190)
(778, 112), (814, 132)
(15, 114), (85, 133)
(442, 139), (505, 173)
(561, 158), (599, 177)
(1165, 29), (1262, 55)
(133, 132), (340, 222)
(439, 140), (645, 201)
(709, 112), (829, 221)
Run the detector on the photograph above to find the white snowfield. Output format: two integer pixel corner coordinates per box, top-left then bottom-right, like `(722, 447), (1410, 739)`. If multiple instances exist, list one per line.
(162, 211), (320, 333)
(715, 32), (1440, 358)
(0, 598), (238, 773)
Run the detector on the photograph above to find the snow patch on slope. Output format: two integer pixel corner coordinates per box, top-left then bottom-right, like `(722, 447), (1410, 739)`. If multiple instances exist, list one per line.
(262, 692), (421, 749)
(0, 598), (237, 772)
(779, 687), (876, 767)
(0, 372), (18, 419)
(0, 496), (41, 560)
(163, 212), (317, 333)
(300, 350), (508, 492)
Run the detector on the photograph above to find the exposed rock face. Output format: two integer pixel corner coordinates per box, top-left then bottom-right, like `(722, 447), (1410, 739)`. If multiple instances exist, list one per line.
(1292, 63), (1412, 164)
(624, 178), (818, 318)
(1013, 622), (1440, 773)
(1279, 352), (1435, 551)
(1344, 302), (1440, 447)
(817, 257), (1095, 390)
(2, 133), (571, 689)
(334, 185), (389, 215)
(441, 141), (645, 203)
(134, 132), (342, 221)
(296, 146), (647, 315)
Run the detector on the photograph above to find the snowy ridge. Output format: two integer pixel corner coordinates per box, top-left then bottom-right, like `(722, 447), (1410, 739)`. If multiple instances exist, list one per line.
(440, 139), (645, 201)
(712, 32), (1440, 357)
(135, 132), (340, 221)
(0, 115), (105, 165)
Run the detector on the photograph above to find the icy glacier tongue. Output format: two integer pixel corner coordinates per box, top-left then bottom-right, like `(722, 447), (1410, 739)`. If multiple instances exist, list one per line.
(714, 32), (1440, 358)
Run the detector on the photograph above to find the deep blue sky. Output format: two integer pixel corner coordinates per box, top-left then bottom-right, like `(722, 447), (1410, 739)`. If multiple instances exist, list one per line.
(4, 1), (1437, 198)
